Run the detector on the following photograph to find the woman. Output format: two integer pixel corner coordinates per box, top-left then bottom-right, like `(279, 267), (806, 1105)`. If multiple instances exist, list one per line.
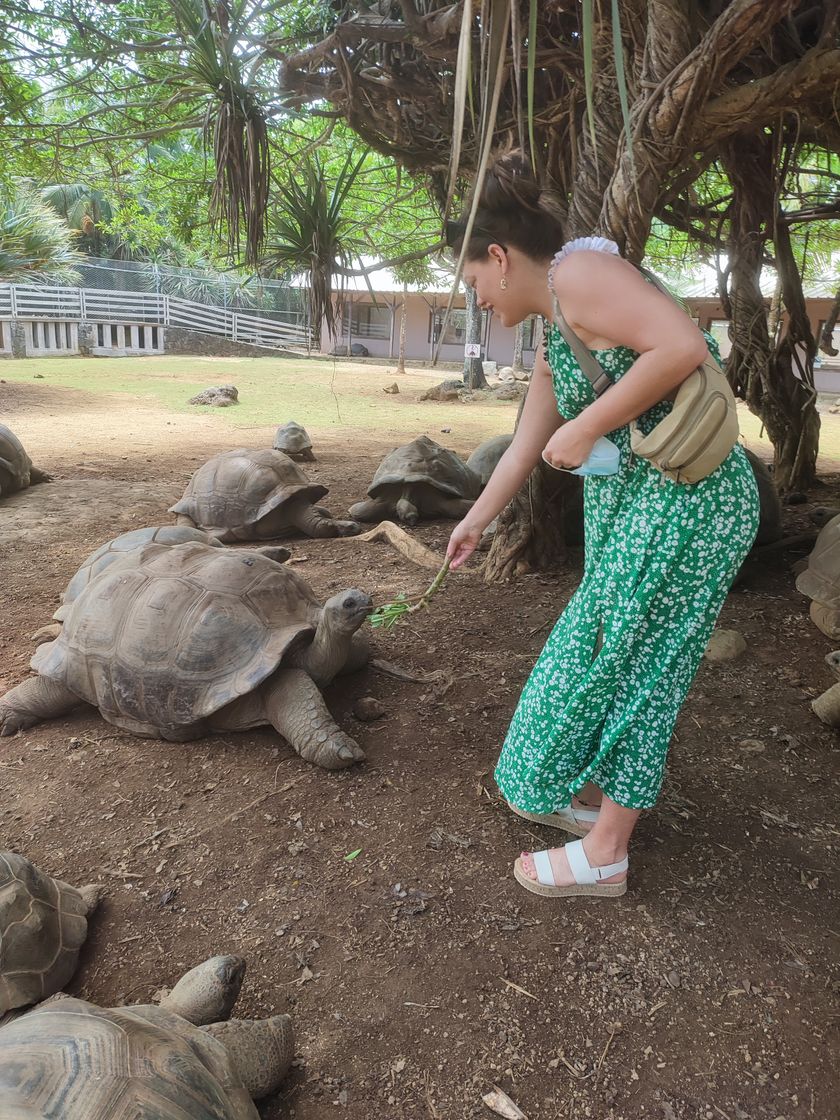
(446, 153), (759, 900)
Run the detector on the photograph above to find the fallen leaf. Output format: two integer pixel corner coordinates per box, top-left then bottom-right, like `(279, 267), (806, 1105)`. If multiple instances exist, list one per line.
(482, 1085), (528, 1119)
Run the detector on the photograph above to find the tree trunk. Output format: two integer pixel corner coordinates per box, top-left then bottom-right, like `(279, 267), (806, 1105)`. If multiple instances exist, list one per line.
(395, 289), (407, 375)
(512, 320), (525, 372)
(463, 284), (486, 389)
(720, 132), (820, 492)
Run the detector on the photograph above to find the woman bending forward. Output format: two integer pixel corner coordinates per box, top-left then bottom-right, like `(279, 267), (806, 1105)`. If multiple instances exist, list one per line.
(446, 153), (759, 900)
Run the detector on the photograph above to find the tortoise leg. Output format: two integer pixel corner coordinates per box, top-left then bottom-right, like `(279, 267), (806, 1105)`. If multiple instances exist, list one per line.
(348, 497), (393, 523)
(202, 1016), (294, 1098)
(430, 495), (476, 519)
(261, 668), (365, 769)
(395, 493), (419, 525)
(288, 498), (360, 539)
(28, 465), (52, 485)
(0, 677), (83, 735)
(174, 512), (197, 528)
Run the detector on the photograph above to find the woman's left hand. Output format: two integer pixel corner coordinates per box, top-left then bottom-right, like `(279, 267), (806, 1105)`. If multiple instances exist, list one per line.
(542, 419), (597, 470)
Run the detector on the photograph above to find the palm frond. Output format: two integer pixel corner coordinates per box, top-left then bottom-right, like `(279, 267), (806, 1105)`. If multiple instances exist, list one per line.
(0, 189), (82, 284)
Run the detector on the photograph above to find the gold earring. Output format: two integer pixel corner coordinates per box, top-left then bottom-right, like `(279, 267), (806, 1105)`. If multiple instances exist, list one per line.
(500, 276), (508, 290)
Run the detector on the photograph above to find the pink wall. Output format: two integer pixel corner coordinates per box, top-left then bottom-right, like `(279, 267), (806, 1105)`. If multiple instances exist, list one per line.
(323, 291), (539, 367)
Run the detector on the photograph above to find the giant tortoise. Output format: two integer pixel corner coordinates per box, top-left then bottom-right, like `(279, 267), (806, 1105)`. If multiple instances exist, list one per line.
(0, 955), (294, 1119)
(274, 421), (315, 462)
(349, 435), (482, 525)
(0, 851), (102, 1015)
(466, 433), (513, 487)
(170, 448), (359, 541)
(796, 512), (840, 638)
(0, 541), (371, 770)
(0, 424), (50, 497)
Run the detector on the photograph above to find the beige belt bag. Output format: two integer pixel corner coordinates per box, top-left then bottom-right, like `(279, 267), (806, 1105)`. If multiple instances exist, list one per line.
(551, 279), (740, 484)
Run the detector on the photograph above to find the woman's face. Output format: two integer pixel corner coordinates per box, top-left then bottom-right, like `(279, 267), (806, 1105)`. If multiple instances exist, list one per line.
(463, 245), (533, 329)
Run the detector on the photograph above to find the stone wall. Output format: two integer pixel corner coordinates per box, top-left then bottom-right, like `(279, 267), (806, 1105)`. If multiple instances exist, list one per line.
(164, 327), (302, 359)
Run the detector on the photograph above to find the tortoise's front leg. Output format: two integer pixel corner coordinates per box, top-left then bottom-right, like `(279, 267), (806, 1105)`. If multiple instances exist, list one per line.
(0, 677), (84, 735)
(261, 668), (365, 770)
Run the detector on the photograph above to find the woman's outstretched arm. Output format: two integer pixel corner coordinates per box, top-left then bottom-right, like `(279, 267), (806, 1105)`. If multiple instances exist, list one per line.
(447, 344), (564, 568)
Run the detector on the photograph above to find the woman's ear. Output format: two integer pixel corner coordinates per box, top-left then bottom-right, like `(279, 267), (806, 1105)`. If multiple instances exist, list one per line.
(488, 243), (508, 272)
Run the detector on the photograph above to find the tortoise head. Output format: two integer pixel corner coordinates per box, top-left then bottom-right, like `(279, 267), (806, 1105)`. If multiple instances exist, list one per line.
(322, 589), (374, 634)
(160, 954), (246, 1025)
(826, 650), (840, 681)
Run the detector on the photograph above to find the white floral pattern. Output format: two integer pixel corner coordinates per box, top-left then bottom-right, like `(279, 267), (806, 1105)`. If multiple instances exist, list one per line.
(494, 331), (760, 811)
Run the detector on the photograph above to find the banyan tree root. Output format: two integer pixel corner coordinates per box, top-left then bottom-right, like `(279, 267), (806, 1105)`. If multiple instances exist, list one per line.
(370, 658), (454, 696)
(354, 520), (447, 571)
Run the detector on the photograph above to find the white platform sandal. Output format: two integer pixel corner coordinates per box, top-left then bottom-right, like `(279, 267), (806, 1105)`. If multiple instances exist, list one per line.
(507, 801), (600, 837)
(513, 839), (628, 898)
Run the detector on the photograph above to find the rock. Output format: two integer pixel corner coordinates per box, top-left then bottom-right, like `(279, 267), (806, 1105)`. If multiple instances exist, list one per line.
(188, 384), (239, 407)
(353, 696), (386, 722)
(383, 382), (400, 394)
(329, 343), (369, 357)
(704, 629), (747, 662)
(497, 365), (516, 382)
(738, 739), (765, 752)
(784, 491), (807, 505)
(34, 374), (44, 379)
(492, 383), (526, 401)
(419, 379), (465, 402)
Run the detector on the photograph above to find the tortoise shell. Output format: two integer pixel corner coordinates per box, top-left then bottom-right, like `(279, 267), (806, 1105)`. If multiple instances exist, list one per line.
(466, 434), (513, 486)
(55, 526), (220, 621)
(796, 513), (840, 609)
(32, 542), (320, 737)
(0, 424), (33, 494)
(0, 852), (93, 1014)
(0, 999), (259, 1119)
(169, 449), (326, 541)
(273, 422), (313, 457)
(366, 436), (481, 500)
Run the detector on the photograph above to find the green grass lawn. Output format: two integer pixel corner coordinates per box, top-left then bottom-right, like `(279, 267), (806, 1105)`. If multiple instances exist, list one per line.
(0, 355), (516, 442)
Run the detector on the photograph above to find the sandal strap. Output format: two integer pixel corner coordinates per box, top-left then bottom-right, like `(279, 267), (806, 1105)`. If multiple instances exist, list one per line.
(565, 839), (628, 884)
(532, 849), (556, 886)
(568, 804), (600, 823)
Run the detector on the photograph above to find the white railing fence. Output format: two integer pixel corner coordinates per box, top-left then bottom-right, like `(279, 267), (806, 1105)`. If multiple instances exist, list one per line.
(0, 284), (313, 352)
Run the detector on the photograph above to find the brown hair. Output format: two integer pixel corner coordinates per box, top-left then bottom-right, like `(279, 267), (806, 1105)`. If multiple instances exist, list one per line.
(446, 150), (564, 262)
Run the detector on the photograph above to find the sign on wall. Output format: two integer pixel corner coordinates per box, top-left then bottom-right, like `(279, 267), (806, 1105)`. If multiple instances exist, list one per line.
(464, 342), (481, 358)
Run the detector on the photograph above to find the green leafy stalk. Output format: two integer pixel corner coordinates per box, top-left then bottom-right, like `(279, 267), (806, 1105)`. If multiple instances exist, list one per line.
(368, 557), (452, 630)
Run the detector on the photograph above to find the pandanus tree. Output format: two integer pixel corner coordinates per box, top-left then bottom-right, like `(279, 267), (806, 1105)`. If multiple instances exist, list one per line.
(0, 189), (82, 284)
(275, 0), (840, 578)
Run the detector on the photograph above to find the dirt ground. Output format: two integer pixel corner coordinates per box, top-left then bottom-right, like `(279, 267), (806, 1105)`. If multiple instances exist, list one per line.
(1, 375), (840, 1120)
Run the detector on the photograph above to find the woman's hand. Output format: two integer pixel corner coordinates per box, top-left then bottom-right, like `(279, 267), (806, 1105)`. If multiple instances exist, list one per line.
(446, 520), (484, 570)
(541, 418), (597, 471)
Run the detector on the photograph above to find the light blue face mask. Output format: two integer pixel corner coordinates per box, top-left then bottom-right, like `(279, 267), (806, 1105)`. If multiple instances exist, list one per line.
(542, 435), (620, 477)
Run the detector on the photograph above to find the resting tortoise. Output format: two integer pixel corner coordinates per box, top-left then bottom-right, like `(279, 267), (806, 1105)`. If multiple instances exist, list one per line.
(796, 512), (840, 638)
(349, 435), (482, 526)
(0, 541), (371, 770)
(0, 851), (102, 1016)
(274, 421), (315, 462)
(813, 649), (840, 728)
(0, 955), (294, 1118)
(466, 433), (513, 487)
(0, 424), (51, 497)
(170, 448), (358, 540)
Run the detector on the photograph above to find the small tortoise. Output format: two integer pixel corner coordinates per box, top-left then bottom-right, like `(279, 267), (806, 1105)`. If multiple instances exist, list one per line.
(796, 512), (840, 638)
(170, 447), (359, 540)
(0, 424), (51, 497)
(466, 433), (513, 487)
(0, 850), (102, 1015)
(0, 955), (294, 1119)
(813, 649), (840, 727)
(0, 541), (371, 769)
(274, 421), (315, 462)
(349, 435), (482, 526)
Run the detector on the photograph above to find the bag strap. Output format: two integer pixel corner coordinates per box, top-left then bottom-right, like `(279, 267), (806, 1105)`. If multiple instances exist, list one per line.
(550, 295), (613, 397)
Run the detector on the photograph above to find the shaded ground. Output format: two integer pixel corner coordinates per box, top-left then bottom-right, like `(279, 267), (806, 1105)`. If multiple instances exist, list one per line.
(1, 370), (840, 1120)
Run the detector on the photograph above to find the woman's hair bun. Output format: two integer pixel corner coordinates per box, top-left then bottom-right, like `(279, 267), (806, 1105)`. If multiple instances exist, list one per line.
(479, 149), (542, 215)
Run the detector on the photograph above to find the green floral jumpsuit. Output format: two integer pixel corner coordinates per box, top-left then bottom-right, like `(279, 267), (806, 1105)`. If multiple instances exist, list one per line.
(494, 260), (760, 812)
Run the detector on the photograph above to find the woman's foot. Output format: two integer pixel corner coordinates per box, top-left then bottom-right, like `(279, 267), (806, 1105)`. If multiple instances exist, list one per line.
(518, 836), (627, 888)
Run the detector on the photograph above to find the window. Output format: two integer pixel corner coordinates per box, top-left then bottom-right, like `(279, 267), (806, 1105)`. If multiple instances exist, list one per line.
(429, 308), (469, 346)
(817, 322), (840, 366)
(344, 301), (391, 340)
(522, 315), (540, 350)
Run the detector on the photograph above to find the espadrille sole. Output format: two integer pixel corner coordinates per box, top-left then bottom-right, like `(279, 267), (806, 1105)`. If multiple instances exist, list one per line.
(508, 803), (590, 837)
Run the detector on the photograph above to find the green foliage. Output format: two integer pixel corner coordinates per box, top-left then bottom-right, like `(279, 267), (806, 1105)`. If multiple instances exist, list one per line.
(0, 188), (82, 283)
